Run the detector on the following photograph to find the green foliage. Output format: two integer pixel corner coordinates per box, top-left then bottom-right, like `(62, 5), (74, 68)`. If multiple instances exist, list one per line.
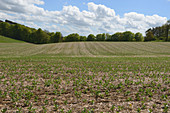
(9, 24), (24, 40)
(1, 108), (7, 113)
(145, 20), (170, 41)
(31, 28), (50, 44)
(145, 30), (155, 41)
(0, 22), (51, 44)
(96, 33), (105, 41)
(110, 105), (115, 111)
(105, 33), (111, 41)
(135, 32), (144, 41)
(50, 32), (63, 43)
(110, 32), (123, 41)
(80, 36), (87, 41)
(122, 31), (135, 41)
(87, 34), (96, 41)
(0, 22), (10, 37)
(64, 33), (80, 42)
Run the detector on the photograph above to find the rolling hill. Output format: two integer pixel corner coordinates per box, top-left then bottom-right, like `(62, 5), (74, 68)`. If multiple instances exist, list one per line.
(0, 35), (25, 43)
(0, 36), (169, 112)
(0, 36), (170, 57)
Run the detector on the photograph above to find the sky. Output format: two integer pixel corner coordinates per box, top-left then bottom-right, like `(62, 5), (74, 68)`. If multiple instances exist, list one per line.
(0, 0), (169, 36)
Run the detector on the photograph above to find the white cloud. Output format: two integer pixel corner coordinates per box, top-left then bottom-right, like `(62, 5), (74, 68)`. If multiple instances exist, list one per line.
(0, 0), (167, 36)
(0, 0), (46, 15)
(88, 2), (116, 18)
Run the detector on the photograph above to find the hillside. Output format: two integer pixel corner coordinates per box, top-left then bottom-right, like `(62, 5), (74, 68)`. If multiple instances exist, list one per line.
(0, 42), (170, 57)
(0, 35), (25, 43)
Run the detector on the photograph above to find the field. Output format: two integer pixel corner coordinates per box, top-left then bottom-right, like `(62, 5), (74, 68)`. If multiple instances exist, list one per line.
(0, 35), (25, 43)
(0, 37), (170, 113)
(0, 42), (170, 57)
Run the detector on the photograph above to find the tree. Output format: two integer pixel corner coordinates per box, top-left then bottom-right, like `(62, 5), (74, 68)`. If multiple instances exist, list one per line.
(145, 20), (170, 41)
(96, 34), (103, 41)
(10, 24), (26, 40)
(145, 31), (155, 41)
(101, 33), (106, 41)
(80, 36), (86, 41)
(87, 34), (95, 41)
(32, 28), (50, 44)
(64, 33), (80, 42)
(122, 31), (135, 41)
(50, 32), (63, 43)
(0, 22), (10, 37)
(48, 32), (55, 37)
(165, 20), (170, 41)
(105, 33), (111, 41)
(111, 32), (123, 41)
(135, 32), (144, 41)
(20, 26), (32, 42)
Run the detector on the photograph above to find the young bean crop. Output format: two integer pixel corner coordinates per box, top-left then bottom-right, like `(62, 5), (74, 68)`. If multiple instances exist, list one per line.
(0, 56), (169, 112)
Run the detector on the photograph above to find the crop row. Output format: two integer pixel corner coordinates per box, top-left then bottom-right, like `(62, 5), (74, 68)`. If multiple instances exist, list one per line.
(0, 57), (169, 112)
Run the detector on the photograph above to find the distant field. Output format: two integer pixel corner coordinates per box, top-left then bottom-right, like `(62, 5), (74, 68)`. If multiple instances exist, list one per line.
(0, 37), (170, 112)
(0, 35), (25, 43)
(0, 41), (170, 57)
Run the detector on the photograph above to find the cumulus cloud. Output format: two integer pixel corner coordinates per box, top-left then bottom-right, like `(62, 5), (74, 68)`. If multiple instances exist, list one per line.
(0, 0), (45, 15)
(88, 2), (116, 18)
(0, 0), (167, 36)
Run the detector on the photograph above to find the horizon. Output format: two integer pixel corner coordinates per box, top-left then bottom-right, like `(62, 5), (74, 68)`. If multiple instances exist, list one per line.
(0, 0), (169, 36)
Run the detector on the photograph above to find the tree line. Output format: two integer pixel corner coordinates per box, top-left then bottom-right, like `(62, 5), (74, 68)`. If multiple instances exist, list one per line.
(0, 21), (144, 44)
(145, 20), (170, 41)
(0, 20), (169, 44)
(0, 21), (61, 44)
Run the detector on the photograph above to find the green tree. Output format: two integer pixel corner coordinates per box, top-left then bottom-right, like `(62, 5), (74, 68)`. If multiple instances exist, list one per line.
(87, 34), (95, 41)
(165, 20), (170, 41)
(96, 34), (102, 41)
(9, 24), (30, 40)
(105, 33), (111, 41)
(145, 31), (155, 41)
(32, 28), (50, 44)
(50, 32), (63, 43)
(122, 31), (135, 41)
(48, 32), (55, 37)
(20, 26), (32, 42)
(135, 32), (144, 41)
(145, 20), (170, 41)
(0, 22), (10, 37)
(80, 36), (86, 41)
(64, 33), (80, 42)
(28, 28), (37, 43)
(111, 32), (123, 41)
(96, 33), (106, 41)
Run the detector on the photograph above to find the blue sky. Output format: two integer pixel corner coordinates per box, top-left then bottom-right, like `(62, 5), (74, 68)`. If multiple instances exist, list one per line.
(0, 0), (169, 36)
(42, 0), (170, 18)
